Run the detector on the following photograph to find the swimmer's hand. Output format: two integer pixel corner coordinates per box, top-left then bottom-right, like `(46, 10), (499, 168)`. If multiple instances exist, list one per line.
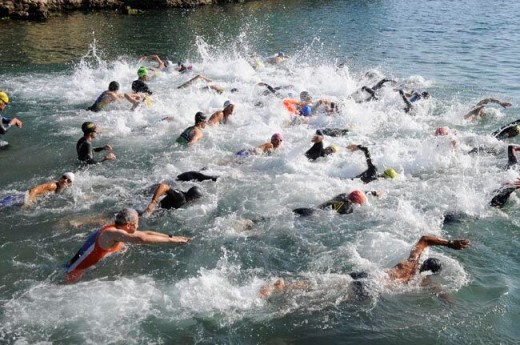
(11, 118), (23, 128)
(501, 102), (512, 108)
(103, 153), (116, 161)
(347, 144), (359, 151)
(170, 235), (190, 244)
(447, 239), (471, 250)
(103, 145), (112, 151)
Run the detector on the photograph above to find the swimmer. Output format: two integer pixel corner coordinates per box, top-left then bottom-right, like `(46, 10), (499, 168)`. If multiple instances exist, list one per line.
(87, 81), (141, 112)
(64, 208), (190, 283)
(398, 88), (430, 113)
(0, 172), (75, 209)
(492, 122), (520, 140)
(434, 127), (459, 148)
(177, 75), (225, 94)
(298, 90), (335, 114)
(139, 54), (167, 70)
(347, 144), (398, 183)
(235, 133), (284, 158)
(0, 91), (23, 143)
(131, 66), (153, 98)
(176, 112), (207, 146)
(76, 122), (116, 164)
(143, 184), (203, 216)
(463, 98), (512, 121)
(257, 82), (294, 97)
(358, 78), (396, 102)
(266, 51), (289, 65)
(260, 235), (470, 298)
(506, 145), (520, 169)
(305, 130), (339, 161)
(176, 170), (218, 182)
(490, 178), (520, 208)
(293, 190), (381, 216)
(208, 100), (235, 126)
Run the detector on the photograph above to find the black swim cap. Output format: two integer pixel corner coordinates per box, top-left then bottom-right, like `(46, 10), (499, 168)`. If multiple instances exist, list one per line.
(419, 258), (442, 274)
(81, 121), (97, 134)
(195, 112), (207, 124)
(185, 186), (203, 201)
(109, 81), (120, 91)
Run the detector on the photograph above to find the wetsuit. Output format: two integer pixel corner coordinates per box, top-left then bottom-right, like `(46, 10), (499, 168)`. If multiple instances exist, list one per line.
(176, 171), (218, 182)
(507, 145), (518, 169)
(176, 126), (195, 145)
(87, 91), (111, 112)
(65, 224), (124, 282)
(319, 128), (349, 137)
(131, 80), (153, 95)
(159, 189), (188, 209)
(493, 120), (520, 140)
(305, 142), (326, 161)
(490, 186), (517, 208)
(293, 193), (354, 216)
(0, 115), (12, 135)
(76, 137), (105, 164)
(399, 90), (423, 113)
(360, 78), (394, 102)
(354, 145), (378, 183)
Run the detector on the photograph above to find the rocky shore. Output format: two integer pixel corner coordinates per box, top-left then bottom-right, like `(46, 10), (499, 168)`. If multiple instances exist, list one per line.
(0, 0), (247, 21)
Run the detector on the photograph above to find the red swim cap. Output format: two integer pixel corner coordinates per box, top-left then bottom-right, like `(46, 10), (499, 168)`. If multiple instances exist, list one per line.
(435, 127), (449, 136)
(348, 190), (367, 205)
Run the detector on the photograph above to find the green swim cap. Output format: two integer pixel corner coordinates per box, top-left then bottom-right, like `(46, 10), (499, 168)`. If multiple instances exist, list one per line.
(137, 66), (148, 78)
(514, 125), (520, 135)
(383, 168), (398, 179)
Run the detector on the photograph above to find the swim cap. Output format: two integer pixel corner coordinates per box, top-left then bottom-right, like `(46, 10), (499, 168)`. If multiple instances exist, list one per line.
(223, 100), (232, 108)
(328, 144), (339, 153)
(348, 190), (367, 205)
(300, 91), (312, 102)
(383, 168), (398, 179)
(315, 129), (324, 136)
(62, 172), (75, 183)
(108, 81), (120, 91)
(271, 133), (283, 141)
(513, 125), (520, 135)
(0, 91), (9, 104)
(277, 52), (285, 57)
(419, 257), (442, 273)
(81, 121), (97, 134)
(195, 112), (207, 124)
(137, 66), (148, 78)
(185, 186), (203, 201)
(435, 127), (449, 136)
(300, 105), (312, 117)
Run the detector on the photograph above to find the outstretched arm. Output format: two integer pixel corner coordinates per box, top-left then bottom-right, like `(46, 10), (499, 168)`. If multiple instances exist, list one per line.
(26, 182), (58, 205)
(372, 78), (396, 91)
(144, 183), (171, 215)
(178, 75), (212, 89)
(408, 235), (471, 262)
(476, 98), (512, 108)
(103, 228), (190, 246)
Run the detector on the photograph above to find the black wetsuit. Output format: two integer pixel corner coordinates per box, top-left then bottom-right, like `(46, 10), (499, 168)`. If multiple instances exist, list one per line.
(305, 142), (327, 161)
(132, 80), (153, 95)
(76, 137), (106, 164)
(493, 120), (520, 140)
(176, 171), (218, 182)
(293, 193), (354, 216)
(507, 145), (518, 169)
(159, 189), (188, 209)
(360, 78), (394, 102)
(0, 115), (12, 135)
(87, 91), (109, 112)
(319, 128), (349, 137)
(490, 186), (517, 208)
(354, 145), (378, 183)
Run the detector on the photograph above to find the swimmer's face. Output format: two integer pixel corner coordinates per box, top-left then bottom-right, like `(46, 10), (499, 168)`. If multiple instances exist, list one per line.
(126, 219), (139, 233)
(198, 120), (207, 129)
(58, 175), (72, 188)
(0, 100), (7, 111)
(271, 137), (282, 148)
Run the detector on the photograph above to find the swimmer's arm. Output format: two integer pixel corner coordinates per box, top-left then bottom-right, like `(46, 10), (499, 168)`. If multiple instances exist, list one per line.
(256, 143), (273, 154)
(188, 128), (203, 146)
(399, 89), (412, 108)
(144, 183), (171, 215)
(421, 277), (455, 305)
(476, 98), (512, 108)
(103, 228), (190, 245)
(408, 235), (471, 262)
(25, 182), (58, 205)
(139, 231), (190, 244)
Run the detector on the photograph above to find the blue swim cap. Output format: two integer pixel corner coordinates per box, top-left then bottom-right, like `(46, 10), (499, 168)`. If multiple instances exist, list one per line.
(300, 105), (312, 117)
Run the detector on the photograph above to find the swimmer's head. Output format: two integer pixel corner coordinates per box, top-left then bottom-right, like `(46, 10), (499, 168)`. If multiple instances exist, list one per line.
(383, 168), (398, 179)
(61, 172), (75, 185)
(512, 125), (520, 136)
(300, 105), (312, 117)
(315, 129), (324, 136)
(108, 81), (120, 92)
(195, 112), (207, 125)
(230, 88), (239, 93)
(277, 52), (286, 57)
(435, 127), (449, 136)
(81, 121), (97, 135)
(137, 66), (148, 78)
(325, 144), (339, 154)
(185, 186), (203, 201)
(115, 208), (139, 231)
(271, 133), (283, 146)
(223, 100), (232, 108)
(0, 91), (9, 105)
(419, 257), (442, 274)
(300, 91), (312, 102)
(422, 91), (430, 99)
(348, 190), (367, 205)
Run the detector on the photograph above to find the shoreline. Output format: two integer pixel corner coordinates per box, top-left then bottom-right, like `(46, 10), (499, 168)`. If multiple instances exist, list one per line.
(0, 0), (250, 21)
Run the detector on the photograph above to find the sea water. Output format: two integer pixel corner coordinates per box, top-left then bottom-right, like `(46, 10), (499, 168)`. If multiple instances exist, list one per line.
(0, 0), (519, 344)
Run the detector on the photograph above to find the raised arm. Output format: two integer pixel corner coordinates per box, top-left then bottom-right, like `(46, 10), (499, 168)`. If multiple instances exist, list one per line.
(26, 182), (58, 205)
(476, 98), (512, 108)
(144, 183), (171, 215)
(407, 235), (471, 262)
(399, 89), (412, 108)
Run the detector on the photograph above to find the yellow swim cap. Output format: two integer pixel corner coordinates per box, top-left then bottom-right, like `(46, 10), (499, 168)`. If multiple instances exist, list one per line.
(383, 168), (398, 179)
(329, 144), (340, 153)
(0, 91), (9, 104)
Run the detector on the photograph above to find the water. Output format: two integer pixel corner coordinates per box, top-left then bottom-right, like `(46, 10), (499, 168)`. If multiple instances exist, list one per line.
(1, 0), (520, 343)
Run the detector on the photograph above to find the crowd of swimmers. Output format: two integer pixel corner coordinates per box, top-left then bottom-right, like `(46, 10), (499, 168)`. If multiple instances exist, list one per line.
(0, 52), (518, 303)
